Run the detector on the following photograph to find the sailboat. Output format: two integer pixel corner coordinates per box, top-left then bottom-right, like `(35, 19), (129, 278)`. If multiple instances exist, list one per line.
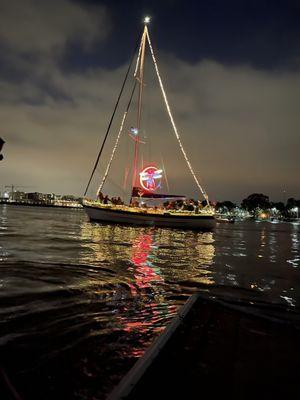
(83, 17), (215, 230)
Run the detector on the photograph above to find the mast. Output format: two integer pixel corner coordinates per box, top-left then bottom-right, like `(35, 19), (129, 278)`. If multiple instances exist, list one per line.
(132, 18), (149, 189)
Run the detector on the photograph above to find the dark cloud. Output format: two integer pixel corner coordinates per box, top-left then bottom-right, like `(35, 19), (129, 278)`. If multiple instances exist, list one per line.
(0, 0), (109, 54)
(0, 0), (299, 202)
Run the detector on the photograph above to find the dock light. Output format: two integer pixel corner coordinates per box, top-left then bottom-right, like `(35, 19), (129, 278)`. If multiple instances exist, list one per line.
(144, 16), (151, 24)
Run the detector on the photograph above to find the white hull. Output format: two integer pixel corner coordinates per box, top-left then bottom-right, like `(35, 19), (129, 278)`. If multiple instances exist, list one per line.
(84, 205), (215, 230)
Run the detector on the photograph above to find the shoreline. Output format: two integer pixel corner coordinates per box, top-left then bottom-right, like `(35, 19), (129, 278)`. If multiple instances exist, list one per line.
(0, 202), (298, 223)
(0, 201), (83, 209)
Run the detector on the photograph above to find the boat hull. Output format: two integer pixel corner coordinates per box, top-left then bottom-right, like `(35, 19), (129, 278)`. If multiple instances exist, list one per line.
(84, 205), (215, 230)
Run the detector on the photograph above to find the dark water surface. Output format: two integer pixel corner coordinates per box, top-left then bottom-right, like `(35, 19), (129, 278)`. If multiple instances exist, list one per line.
(0, 205), (299, 399)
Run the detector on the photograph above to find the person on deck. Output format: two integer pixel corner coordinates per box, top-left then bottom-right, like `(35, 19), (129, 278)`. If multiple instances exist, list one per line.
(97, 191), (104, 203)
(187, 200), (195, 212)
(103, 195), (110, 204)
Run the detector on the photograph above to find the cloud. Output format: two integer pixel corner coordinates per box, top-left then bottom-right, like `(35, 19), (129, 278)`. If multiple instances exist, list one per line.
(0, 0), (109, 55)
(0, 4), (299, 202)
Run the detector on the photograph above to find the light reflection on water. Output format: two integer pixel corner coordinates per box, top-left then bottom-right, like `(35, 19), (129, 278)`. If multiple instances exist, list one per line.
(77, 222), (216, 355)
(213, 221), (300, 308)
(0, 205), (299, 399)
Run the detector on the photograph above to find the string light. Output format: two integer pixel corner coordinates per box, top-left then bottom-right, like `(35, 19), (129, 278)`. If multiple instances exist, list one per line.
(98, 38), (145, 194)
(97, 110), (128, 194)
(98, 25), (209, 204)
(145, 27), (209, 203)
(134, 39), (143, 78)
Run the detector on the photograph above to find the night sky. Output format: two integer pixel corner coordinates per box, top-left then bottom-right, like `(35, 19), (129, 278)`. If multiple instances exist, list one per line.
(1, 0), (299, 202)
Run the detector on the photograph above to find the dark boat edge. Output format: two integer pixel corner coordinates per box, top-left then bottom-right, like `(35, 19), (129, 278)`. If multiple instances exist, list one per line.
(107, 293), (300, 400)
(107, 294), (199, 400)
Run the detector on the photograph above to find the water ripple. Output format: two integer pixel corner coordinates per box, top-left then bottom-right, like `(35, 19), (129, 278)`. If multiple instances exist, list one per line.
(0, 206), (300, 399)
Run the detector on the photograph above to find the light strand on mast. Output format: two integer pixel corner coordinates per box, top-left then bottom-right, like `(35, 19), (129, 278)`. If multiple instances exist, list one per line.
(97, 110), (128, 195)
(134, 38), (143, 77)
(145, 27), (209, 203)
(133, 27), (147, 188)
(97, 41), (144, 195)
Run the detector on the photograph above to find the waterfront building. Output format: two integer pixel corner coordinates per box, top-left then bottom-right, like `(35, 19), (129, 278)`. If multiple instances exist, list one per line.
(12, 191), (28, 202)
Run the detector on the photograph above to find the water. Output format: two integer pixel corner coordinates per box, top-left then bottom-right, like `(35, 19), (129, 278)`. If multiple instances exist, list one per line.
(0, 205), (299, 399)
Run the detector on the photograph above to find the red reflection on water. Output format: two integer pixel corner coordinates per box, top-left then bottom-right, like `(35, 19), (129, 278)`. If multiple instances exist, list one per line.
(117, 233), (176, 357)
(129, 233), (163, 296)
(131, 234), (153, 266)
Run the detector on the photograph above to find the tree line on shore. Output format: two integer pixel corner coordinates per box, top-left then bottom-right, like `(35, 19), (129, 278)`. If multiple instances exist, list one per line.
(215, 193), (300, 218)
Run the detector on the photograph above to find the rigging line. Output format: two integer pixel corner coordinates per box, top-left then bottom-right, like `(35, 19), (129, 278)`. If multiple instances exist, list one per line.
(123, 166), (130, 190)
(134, 36), (143, 77)
(83, 30), (142, 197)
(145, 27), (209, 203)
(105, 174), (127, 195)
(98, 161), (126, 194)
(161, 156), (170, 193)
(97, 80), (137, 194)
(133, 27), (147, 189)
(137, 29), (147, 131)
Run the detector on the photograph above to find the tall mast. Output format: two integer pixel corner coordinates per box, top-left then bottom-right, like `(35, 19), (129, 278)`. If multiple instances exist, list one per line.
(132, 19), (149, 189)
